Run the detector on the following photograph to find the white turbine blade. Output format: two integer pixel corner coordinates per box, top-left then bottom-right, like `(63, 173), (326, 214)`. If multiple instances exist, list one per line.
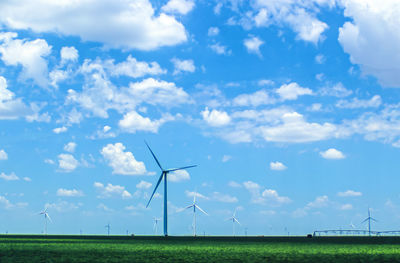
(361, 218), (369, 224)
(234, 218), (241, 225)
(45, 213), (52, 223)
(233, 208), (237, 217)
(185, 205), (194, 210)
(166, 165), (197, 172)
(144, 141), (163, 171)
(195, 205), (208, 216)
(146, 172), (164, 208)
(371, 217), (378, 222)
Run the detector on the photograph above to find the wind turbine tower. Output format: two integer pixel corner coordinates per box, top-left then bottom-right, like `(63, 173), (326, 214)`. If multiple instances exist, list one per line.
(105, 223), (111, 236)
(362, 208), (377, 236)
(153, 217), (161, 235)
(145, 141), (197, 236)
(39, 208), (52, 235)
(227, 208), (240, 236)
(184, 191), (208, 236)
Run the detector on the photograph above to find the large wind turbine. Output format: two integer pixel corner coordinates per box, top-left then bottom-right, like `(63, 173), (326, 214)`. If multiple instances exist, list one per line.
(145, 141), (197, 236)
(39, 208), (52, 234)
(362, 208), (377, 236)
(226, 208), (240, 236)
(184, 192), (208, 236)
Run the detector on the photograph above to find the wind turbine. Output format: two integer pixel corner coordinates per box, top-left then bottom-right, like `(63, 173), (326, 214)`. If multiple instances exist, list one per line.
(105, 223), (111, 236)
(362, 208), (377, 236)
(153, 217), (161, 235)
(39, 208), (52, 235)
(226, 208), (240, 236)
(145, 141), (197, 236)
(184, 191), (208, 236)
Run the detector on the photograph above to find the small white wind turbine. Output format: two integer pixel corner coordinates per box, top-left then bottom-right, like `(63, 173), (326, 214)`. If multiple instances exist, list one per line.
(39, 207), (52, 234)
(184, 191), (208, 236)
(153, 217), (161, 235)
(226, 208), (240, 236)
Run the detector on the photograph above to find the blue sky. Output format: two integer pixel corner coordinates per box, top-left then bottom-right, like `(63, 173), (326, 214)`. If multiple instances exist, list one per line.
(0, 0), (400, 236)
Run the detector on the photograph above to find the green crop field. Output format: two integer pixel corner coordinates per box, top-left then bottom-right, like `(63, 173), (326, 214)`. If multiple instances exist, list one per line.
(1, 235), (400, 262)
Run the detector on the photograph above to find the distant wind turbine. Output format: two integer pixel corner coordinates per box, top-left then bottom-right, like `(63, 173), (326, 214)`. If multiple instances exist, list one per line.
(153, 217), (161, 235)
(145, 141), (197, 236)
(362, 207), (377, 236)
(105, 223), (111, 236)
(226, 208), (240, 236)
(39, 207), (52, 235)
(184, 191), (208, 236)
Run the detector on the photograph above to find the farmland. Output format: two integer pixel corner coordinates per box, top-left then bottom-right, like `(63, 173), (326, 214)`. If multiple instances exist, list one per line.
(1, 235), (400, 262)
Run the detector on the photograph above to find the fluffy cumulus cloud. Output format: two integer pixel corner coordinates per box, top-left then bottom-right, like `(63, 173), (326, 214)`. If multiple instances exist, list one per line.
(108, 56), (166, 78)
(320, 148), (345, 160)
(171, 58), (195, 75)
(201, 107), (231, 127)
(162, 0), (195, 15)
(0, 76), (31, 120)
(136, 180), (152, 189)
(336, 95), (382, 109)
(243, 36), (264, 57)
(58, 154), (79, 172)
(169, 170), (190, 182)
(0, 172), (19, 181)
(0, 149), (7, 160)
(233, 90), (275, 107)
(338, 190), (362, 197)
(101, 143), (147, 175)
(209, 43), (232, 55)
(94, 182), (132, 199)
(119, 111), (174, 133)
(185, 190), (209, 200)
(211, 192), (238, 203)
(0, 0), (187, 51)
(60, 46), (78, 63)
(208, 27), (220, 36)
(57, 188), (84, 197)
(338, 0), (400, 87)
(270, 161), (287, 171)
(63, 142), (77, 153)
(275, 82), (313, 101)
(243, 181), (291, 206)
(0, 33), (51, 87)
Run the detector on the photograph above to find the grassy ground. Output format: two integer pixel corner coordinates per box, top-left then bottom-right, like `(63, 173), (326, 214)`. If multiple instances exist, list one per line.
(1, 235), (400, 262)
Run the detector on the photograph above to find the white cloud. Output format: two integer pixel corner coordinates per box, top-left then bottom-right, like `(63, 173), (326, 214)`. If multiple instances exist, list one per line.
(243, 181), (290, 206)
(0, 149), (7, 160)
(222, 155), (232, 162)
(201, 107), (231, 127)
(109, 55), (166, 78)
(0, 196), (14, 209)
(171, 58), (195, 75)
(228, 181), (242, 188)
(336, 95), (382, 109)
(276, 82), (313, 101)
(211, 192), (238, 203)
(258, 79), (275, 86)
(23, 177), (31, 182)
(233, 90), (275, 107)
(45, 201), (81, 212)
(208, 27), (220, 36)
(209, 43), (232, 55)
(340, 204), (353, 210)
(261, 189), (291, 205)
(57, 188), (84, 197)
(101, 143), (147, 176)
(0, 172), (19, 181)
(162, 0), (195, 15)
(53, 126), (67, 134)
(60, 46), (78, 64)
(94, 182), (132, 199)
(58, 153), (79, 172)
(306, 195), (329, 209)
(319, 82), (353, 98)
(0, 32), (51, 87)
(136, 180), (152, 189)
(338, 0), (400, 87)
(0, 76), (31, 120)
(119, 111), (174, 133)
(185, 190), (209, 200)
(315, 54), (325, 64)
(243, 36), (264, 57)
(338, 190), (362, 197)
(320, 148), (345, 160)
(169, 170), (190, 182)
(63, 142), (77, 153)
(260, 112), (338, 143)
(97, 203), (113, 212)
(0, 0), (187, 51)
(270, 161), (287, 171)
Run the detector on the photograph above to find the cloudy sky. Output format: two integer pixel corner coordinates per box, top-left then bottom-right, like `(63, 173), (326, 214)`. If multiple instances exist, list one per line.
(0, 0), (400, 236)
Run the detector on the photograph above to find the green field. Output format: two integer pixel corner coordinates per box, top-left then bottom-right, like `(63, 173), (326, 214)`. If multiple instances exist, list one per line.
(1, 235), (400, 262)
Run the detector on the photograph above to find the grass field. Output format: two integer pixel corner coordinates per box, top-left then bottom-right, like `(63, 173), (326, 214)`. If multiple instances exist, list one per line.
(1, 235), (400, 262)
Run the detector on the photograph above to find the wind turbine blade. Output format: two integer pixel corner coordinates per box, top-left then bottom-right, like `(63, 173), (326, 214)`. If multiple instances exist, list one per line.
(234, 218), (241, 225)
(361, 218), (369, 224)
(371, 218), (378, 222)
(185, 205), (194, 210)
(146, 172), (164, 208)
(166, 165), (197, 172)
(46, 213), (52, 223)
(225, 217), (233, 221)
(195, 205), (208, 216)
(145, 141), (163, 171)
(233, 208), (237, 217)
